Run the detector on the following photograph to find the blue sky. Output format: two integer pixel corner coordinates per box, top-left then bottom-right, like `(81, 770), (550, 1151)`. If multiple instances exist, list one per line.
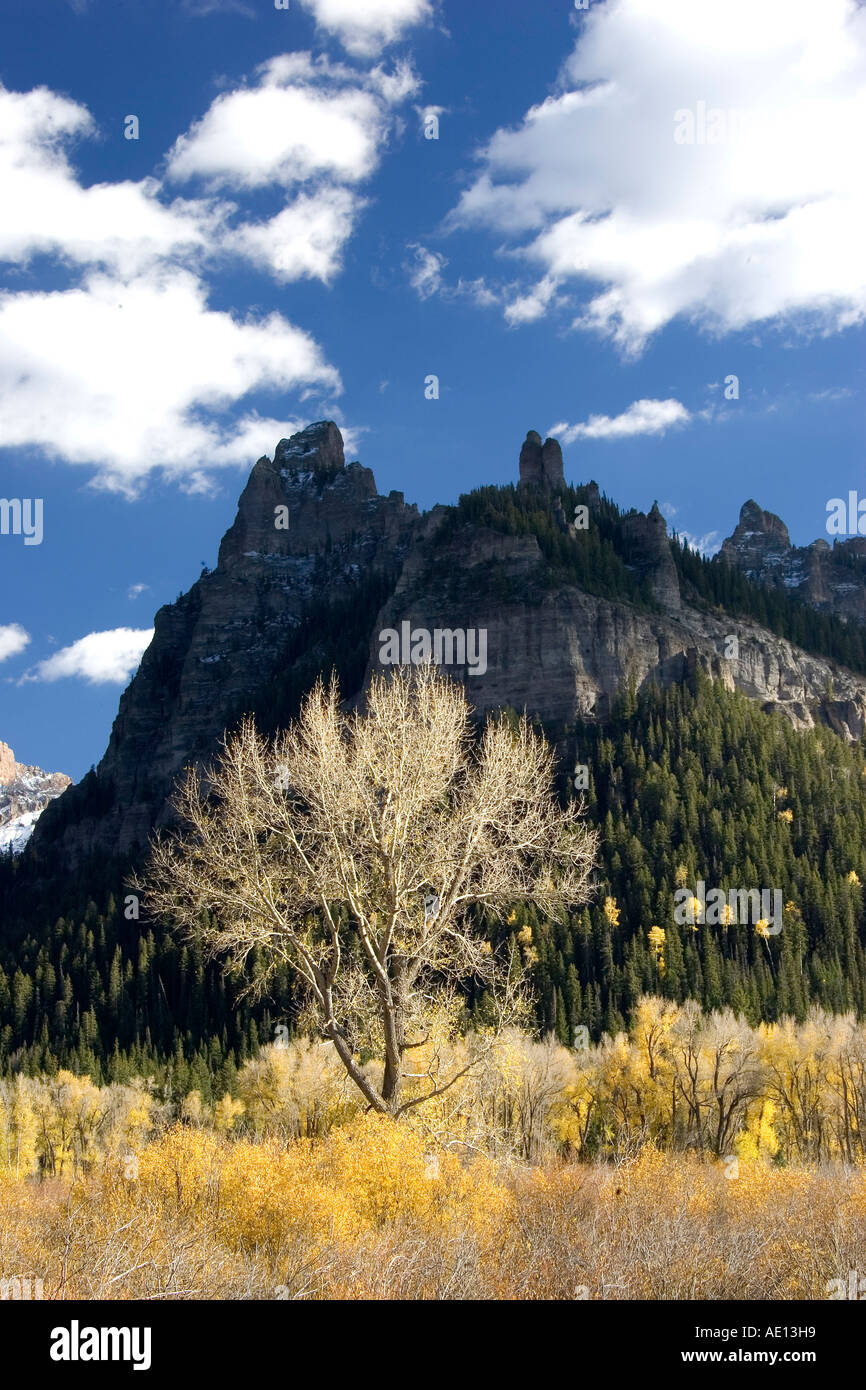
(1, 0), (864, 779)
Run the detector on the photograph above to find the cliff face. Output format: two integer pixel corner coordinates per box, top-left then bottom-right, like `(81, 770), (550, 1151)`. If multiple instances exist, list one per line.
(370, 514), (866, 737)
(720, 499), (866, 626)
(33, 422), (420, 865)
(621, 501), (682, 612)
(0, 742), (71, 855)
(26, 425), (866, 868)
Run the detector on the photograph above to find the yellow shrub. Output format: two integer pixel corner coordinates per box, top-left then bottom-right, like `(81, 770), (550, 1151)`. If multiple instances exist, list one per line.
(214, 1114), (510, 1258)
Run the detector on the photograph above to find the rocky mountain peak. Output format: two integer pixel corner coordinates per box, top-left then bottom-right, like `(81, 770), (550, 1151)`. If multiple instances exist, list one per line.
(274, 420), (345, 476)
(0, 741), (16, 785)
(518, 430), (565, 490)
(720, 499), (791, 574)
(718, 498), (866, 626)
(23, 428), (866, 868)
(0, 741), (72, 855)
(217, 421), (414, 573)
(621, 501), (682, 611)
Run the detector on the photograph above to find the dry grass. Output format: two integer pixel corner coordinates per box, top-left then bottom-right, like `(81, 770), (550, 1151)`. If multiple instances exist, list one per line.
(2, 1117), (864, 1301)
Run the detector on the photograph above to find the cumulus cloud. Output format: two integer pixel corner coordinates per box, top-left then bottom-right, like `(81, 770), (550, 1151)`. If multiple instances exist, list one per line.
(406, 243), (447, 299)
(0, 624), (30, 663)
(0, 36), (429, 492)
(449, 0), (866, 354)
(0, 53), (424, 489)
(127, 584), (149, 600)
(166, 56), (386, 189)
(228, 188), (363, 284)
(296, 0), (433, 58)
(0, 86), (220, 278)
(0, 269), (340, 492)
(367, 60), (422, 106)
(24, 628), (154, 685)
(550, 398), (691, 444)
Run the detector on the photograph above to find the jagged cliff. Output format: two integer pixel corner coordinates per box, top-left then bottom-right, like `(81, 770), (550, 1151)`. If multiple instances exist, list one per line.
(0, 741), (71, 855)
(720, 499), (866, 626)
(33, 422), (419, 864)
(27, 424), (866, 868)
(372, 507), (866, 735)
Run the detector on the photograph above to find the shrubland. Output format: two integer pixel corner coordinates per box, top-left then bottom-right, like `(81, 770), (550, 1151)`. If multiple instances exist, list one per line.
(2, 999), (866, 1300)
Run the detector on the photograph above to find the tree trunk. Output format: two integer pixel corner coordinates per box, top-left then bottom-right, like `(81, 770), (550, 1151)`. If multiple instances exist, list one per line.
(380, 959), (408, 1112)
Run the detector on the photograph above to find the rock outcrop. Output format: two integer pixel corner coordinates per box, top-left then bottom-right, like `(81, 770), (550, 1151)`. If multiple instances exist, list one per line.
(218, 421), (411, 572)
(720, 499), (791, 575)
(622, 502), (682, 612)
(518, 430), (565, 490)
(720, 499), (866, 626)
(0, 742), (71, 855)
(33, 423), (419, 865)
(26, 426), (866, 868)
(369, 514), (866, 737)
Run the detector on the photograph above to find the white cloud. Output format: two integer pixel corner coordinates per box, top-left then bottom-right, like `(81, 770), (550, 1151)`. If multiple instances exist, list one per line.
(166, 58), (385, 190)
(449, 0), (866, 354)
(677, 530), (722, 558)
(0, 84), (341, 489)
(406, 243), (447, 299)
(127, 584), (149, 600)
(0, 86), (221, 278)
(228, 187), (363, 284)
(369, 60), (422, 106)
(0, 269), (340, 491)
(25, 628), (154, 685)
(504, 274), (558, 325)
(162, 55), (415, 287)
(0, 58), (420, 490)
(0, 624), (30, 662)
(296, 0), (433, 58)
(551, 398), (691, 444)
(809, 386), (854, 402)
(453, 276), (499, 309)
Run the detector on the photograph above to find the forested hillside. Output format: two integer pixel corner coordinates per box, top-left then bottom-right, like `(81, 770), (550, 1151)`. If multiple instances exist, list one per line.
(439, 481), (866, 674)
(531, 668), (866, 1039)
(3, 666), (866, 1095)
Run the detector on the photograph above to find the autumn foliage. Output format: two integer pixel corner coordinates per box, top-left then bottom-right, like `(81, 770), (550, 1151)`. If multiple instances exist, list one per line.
(2, 1111), (866, 1300)
(3, 998), (866, 1299)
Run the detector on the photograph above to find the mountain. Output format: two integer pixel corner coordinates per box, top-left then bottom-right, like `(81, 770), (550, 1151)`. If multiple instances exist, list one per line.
(719, 498), (866, 626)
(6, 425), (866, 1076)
(27, 423), (866, 871)
(0, 742), (71, 855)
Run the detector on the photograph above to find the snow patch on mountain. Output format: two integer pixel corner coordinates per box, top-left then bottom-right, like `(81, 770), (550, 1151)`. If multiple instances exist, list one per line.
(0, 740), (72, 857)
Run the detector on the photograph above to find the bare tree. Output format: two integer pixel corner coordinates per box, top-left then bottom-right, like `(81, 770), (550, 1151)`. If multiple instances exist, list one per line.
(138, 665), (597, 1117)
